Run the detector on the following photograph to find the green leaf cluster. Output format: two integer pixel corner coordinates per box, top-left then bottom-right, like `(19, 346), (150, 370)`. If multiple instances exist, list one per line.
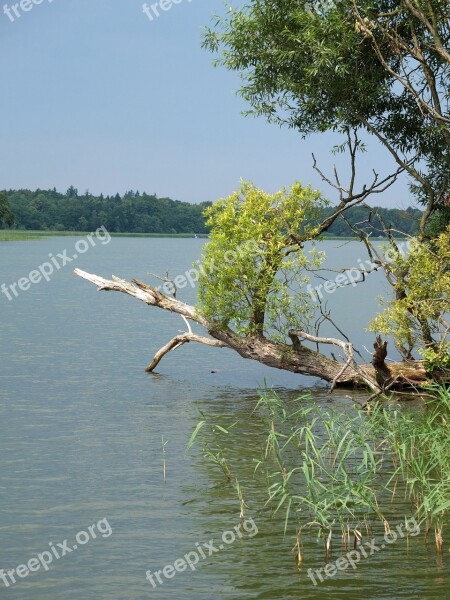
(370, 226), (450, 364)
(203, 0), (450, 211)
(197, 181), (327, 339)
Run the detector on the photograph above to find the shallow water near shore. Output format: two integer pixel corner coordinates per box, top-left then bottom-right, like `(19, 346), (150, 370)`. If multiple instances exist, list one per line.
(0, 237), (448, 599)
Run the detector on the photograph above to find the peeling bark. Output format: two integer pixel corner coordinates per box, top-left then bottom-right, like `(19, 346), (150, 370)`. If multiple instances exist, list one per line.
(372, 335), (391, 388)
(74, 268), (435, 392)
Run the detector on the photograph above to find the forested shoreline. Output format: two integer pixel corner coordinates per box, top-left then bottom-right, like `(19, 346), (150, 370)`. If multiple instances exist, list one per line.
(2, 188), (211, 235)
(1, 187), (423, 237)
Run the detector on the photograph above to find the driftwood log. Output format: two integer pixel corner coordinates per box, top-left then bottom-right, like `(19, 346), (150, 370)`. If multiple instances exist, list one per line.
(74, 268), (437, 395)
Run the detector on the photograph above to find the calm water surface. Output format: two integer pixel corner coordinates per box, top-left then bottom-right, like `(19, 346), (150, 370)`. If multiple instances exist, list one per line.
(0, 237), (448, 599)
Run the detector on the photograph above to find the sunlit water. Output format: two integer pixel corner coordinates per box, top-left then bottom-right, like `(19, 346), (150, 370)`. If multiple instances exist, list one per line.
(0, 237), (448, 599)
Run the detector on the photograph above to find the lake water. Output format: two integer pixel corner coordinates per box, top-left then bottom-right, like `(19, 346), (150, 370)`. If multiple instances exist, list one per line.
(0, 237), (448, 599)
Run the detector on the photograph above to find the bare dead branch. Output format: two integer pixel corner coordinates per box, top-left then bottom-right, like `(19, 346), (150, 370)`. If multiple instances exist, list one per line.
(288, 329), (381, 392)
(146, 333), (227, 372)
(148, 271), (177, 297)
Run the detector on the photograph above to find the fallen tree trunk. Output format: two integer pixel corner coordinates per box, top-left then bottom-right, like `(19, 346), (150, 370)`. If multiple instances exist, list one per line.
(74, 269), (436, 393)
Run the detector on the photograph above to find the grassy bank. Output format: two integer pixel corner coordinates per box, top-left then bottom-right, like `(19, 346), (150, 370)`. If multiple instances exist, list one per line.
(0, 230), (209, 241)
(0, 230), (371, 242)
(0, 230), (42, 241)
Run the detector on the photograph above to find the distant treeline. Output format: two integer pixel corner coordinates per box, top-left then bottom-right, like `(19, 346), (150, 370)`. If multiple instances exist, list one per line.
(1, 187), (423, 237)
(3, 187), (211, 234)
(321, 205), (423, 237)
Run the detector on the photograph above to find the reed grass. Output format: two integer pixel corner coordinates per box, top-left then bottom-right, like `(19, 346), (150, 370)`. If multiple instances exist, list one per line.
(161, 435), (168, 482)
(252, 391), (386, 553)
(188, 385), (450, 560)
(372, 385), (450, 551)
(188, 416), (235, 482)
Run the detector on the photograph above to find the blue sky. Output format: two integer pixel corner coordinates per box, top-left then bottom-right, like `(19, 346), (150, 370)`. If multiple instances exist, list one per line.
(0, 0), (414, 207)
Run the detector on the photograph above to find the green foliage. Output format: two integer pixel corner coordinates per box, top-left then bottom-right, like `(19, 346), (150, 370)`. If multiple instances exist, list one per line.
(203, 0), (450, 209)
(197, 181), (326, 339)
(1, 188), (210, 234)
(187, 414), (236, 482)
(372, 385), (450, 549)
(0, 192), (15, 228)
(420, 346), (450, 373)
(1, 187), (423, 236)
(251, 391), (385, 537)
(370, 227), (450, 363)
(203, 1), (386, 131)
(190, 385), (450, 555)
(424, 204), (450, 237)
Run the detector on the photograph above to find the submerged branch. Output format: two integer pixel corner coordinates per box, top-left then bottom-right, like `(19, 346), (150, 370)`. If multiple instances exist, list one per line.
(146, 333), (227, 372)
(74, 269), (435, 393)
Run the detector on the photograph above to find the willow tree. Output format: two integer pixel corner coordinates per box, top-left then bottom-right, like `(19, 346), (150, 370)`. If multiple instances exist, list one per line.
(75, 0), (450, 393)
(202, 0), (449, 231)
(75, 176), (448, 394)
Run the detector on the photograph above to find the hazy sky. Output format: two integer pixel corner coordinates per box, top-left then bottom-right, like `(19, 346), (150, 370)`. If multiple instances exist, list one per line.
(0, 0), (416, 207)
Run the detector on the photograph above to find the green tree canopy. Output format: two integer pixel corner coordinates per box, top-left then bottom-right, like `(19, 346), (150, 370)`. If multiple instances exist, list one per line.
(370, 225), (450, 365)
(0, 192), (15, 228)
(198, 181), (326, 339)
(203, 0), (450, 231)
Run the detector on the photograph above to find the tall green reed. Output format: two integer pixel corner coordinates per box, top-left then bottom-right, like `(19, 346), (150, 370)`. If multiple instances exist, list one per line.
(188, 385), (450, 559)
(372, 384), (450, 551)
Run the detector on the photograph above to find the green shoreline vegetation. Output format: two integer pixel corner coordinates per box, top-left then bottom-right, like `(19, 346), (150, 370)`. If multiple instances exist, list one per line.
(190, 384), (450, 559)
(1, 187), (423, 239)
(0, 230), (42, 241)
(0, 230), (400, 243)
(0, 230), (209, 241)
